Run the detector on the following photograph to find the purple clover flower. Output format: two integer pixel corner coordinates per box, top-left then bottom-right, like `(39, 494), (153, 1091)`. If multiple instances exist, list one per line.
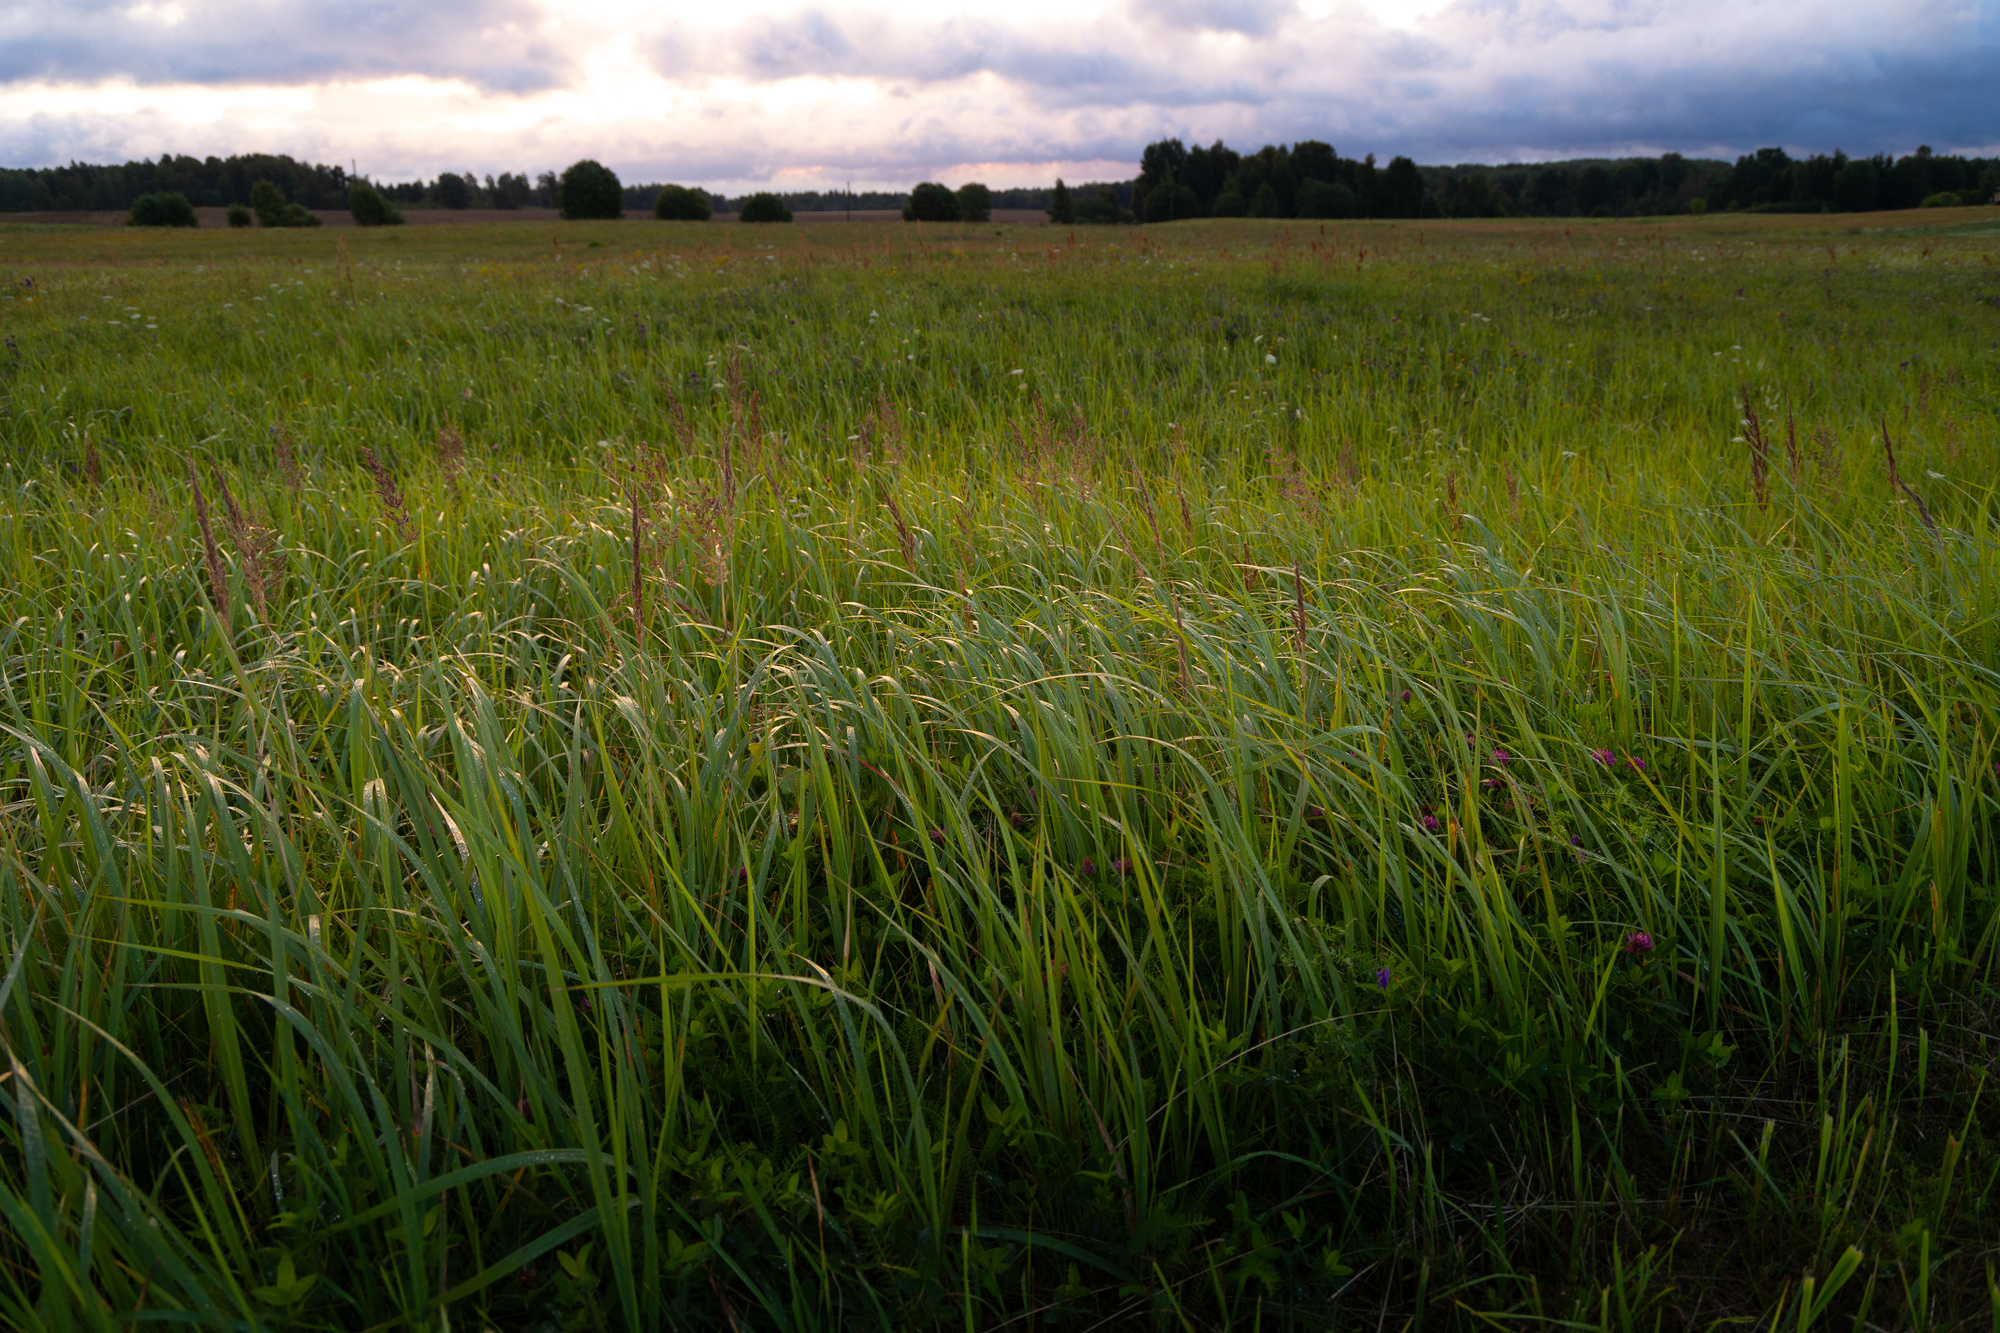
(1593, 749), (1616, 767)
(1570, 834), (1583, 847)
(1111, 857), (1132, 876)
(929, 826), (946, 844)
(1625, 756), (1646, 773)
(1400, 689), (1413, 703)
(1422, 814), (1442, 833)
(1079, 857), (1097, 878)
(1492, 748), (1510, 765)
(1624, 930), (1654, 955)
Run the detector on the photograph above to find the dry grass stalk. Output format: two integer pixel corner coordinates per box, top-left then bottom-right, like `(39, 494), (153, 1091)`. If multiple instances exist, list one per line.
(1879, 416), (1938, 533)
(630, 489), (646, 654)
(210, 465), (279, 620)
(1336, 442), (1361, 490)
(1292, 562), (1308, 659)
(187, 453), (230, 634)
(360, 447), (412, 541)
(1445, 470), (1463, 534)
(1740, 386), (1770, 508)
(1504, 465), (1521, 518)
(1783, 405), (1801, 483)
(1138, 479), (1166, 557)
(1241, 543), (1260, 592)
(83, 439), (102, 488)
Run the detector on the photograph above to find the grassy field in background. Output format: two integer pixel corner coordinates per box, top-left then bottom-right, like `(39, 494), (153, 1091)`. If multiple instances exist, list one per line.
(1, 207), (1998, 1330)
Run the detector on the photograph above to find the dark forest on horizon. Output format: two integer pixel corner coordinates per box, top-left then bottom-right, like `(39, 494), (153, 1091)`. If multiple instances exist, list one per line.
(2, 139), (1993, 222)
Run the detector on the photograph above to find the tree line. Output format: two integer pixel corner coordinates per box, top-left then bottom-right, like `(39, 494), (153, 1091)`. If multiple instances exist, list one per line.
(1123, 139), (1998, 222)
(7, 143), (1992, 221)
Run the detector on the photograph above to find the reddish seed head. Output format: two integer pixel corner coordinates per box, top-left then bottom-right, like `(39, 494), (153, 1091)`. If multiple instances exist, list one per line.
(1400, 689), (1412, 703)
(1080, 857), (1096, 877)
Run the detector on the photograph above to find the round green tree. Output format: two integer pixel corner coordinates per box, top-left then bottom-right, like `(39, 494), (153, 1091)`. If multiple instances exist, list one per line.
(903, 182), (961, 222)
(738, 192), (793, 223)
(653, 185), (712, 221)
(955, 182), (993, 223)
(558, 160), (624, 220)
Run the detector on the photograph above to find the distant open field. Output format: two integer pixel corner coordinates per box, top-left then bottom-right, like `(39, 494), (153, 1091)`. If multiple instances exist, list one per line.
(1, 208), (1997, 1330)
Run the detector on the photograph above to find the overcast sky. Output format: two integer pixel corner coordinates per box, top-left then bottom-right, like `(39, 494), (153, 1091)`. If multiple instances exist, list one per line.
(0, 0), (1991, 190)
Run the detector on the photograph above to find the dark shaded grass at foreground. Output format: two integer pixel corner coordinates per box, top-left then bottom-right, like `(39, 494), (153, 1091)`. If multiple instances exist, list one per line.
(1, 212), (1998, 1329)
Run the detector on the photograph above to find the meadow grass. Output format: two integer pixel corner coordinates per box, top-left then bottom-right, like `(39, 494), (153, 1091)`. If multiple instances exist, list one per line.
(0, 209), (1997, 1330)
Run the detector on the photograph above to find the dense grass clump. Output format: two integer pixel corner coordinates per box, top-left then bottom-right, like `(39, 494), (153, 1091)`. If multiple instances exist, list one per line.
(0, 210), (1997, 1330)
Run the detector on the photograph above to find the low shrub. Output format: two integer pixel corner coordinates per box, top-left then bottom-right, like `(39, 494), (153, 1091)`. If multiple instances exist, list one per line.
(653, 184), (712, 221)
(128, 192), (197, 227)
(558, 160), (624, 220)
(225, 203), (253, 228)
(903, 182), (961, 222)
(348, 183), (404, 227)
(249, 180), (322, 227)
(1920, 190), (1963, 208)
(738, 192), (792, 223)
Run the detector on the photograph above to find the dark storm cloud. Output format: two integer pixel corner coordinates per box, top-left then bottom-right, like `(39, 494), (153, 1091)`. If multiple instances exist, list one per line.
(0, 0), (563, 93)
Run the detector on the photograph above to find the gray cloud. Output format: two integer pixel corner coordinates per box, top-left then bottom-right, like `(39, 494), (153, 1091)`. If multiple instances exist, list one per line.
(0, 0), (564, 92)
(0, 0), (1989, 186)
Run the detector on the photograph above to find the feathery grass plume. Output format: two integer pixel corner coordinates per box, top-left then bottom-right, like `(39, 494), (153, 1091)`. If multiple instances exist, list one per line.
(1880, 415), (1938, 533)
(186, 453), (230, 633)
(271, 421), (303, 489)
(1337, 440), (1361, 490)
(1445, 469), (1462, 533)
(1504, 464), (1521, 518)
(1740, 386), (1770, 508)
(1174, 473), (1195, 544)
(359, 447), (412, 540)
(882, 484), (916, 566)
(83, 438), (101, 488)
(436, 425), (465, 495)
(209, 464), (274, 620)
(1784, 403), (1802, 483)
(1138, 478), (1166, 556)
(1241, 542), (1259, 591)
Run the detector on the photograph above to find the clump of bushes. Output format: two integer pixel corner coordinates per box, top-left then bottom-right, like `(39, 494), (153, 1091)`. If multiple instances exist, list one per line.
(738, 192), (792, 223)
(956, 182), (992, 222)
(226, 203), (253, 228)
(903, 181), (960, 222)
(249, 180), (322, 227)
(558, 160), (624, 220)
(348, 183), (404, 227)
(128, 192), (197, 228)
(653, 185), (711, 221)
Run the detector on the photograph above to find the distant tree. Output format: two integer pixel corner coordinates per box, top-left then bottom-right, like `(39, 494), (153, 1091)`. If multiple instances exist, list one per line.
(1832, 160), (1878, 212)
(129, 191), (196, 227)
(904, 182), (961, 222)
(435, 172), (472, 209)
(249, 179), (321, 227)
(1380, 156), (1425, 219)
(739, 192), (793, 223)
(1209, 179), (1248, 216)
(226, 203), (253, 228)
(558, 160), (623, 219)
(1688, 197), (1708, 215)
(348, 182), (404, 226)
(491, 172), (534, 209)
(1247, 182), (1282, 218)
(1075, 187), (1122, 225)
(654, 184), (712, 220)
(1295, 178), (1357, 219)
(1291, 140), (1340, 184)
(956, 182), (993, 222)
(1141, 170), (1198, 223)
(535, 171), (559, 207)
(1048, 179), (1074, 225)
(1446, 174), (1499, 218)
